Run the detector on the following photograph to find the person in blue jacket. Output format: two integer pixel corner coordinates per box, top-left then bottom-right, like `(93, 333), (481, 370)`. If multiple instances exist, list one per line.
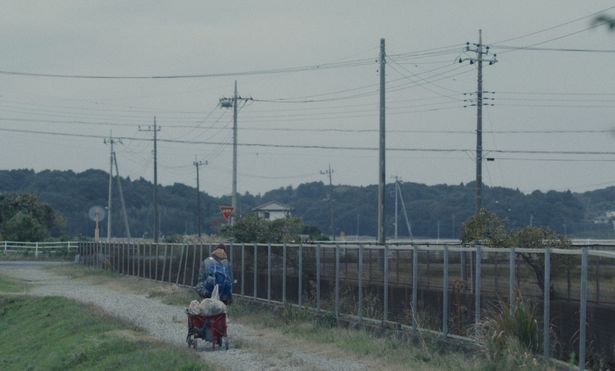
(195, 243), (233, 305)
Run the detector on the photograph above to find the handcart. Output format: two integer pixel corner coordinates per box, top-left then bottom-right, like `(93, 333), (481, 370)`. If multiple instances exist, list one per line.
(185, 309), (229, 351)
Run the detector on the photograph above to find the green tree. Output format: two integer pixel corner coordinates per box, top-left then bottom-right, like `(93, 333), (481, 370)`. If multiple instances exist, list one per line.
(460, 208), (511, 247)
(3, 211), (48, 241)
(219, 214), (305, 243)
(513, 226), (571, 299)
(0, 193), (64, 241)
(460, 210), (571, 297)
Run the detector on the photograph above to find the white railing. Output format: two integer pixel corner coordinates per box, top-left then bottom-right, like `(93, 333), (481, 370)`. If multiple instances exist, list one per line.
(1, 240), (78, 257)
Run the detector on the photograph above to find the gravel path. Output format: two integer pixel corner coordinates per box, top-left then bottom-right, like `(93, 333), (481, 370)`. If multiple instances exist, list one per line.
(0, 261), (369, 371)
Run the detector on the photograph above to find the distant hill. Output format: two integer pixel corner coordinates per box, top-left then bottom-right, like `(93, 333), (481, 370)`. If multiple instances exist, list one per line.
(0, 169), (613, 239)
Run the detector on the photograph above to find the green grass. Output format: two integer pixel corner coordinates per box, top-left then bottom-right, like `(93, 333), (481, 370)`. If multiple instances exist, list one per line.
(0, 273), (28, 293)
(229, 301), (484, 371)
(0, 296), (208, 371)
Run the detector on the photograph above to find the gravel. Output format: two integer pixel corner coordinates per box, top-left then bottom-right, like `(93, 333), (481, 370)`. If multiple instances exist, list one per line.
(0, 261), (369, 371)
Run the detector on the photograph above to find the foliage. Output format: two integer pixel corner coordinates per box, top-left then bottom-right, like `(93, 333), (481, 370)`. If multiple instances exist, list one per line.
(512, 226), (571, 298)
(476, 298), (544, 371)
(0, 192), (65, 241)
(460, 211), (571, 297)
(219, 214), (304, 243)
(0, 169), (613, 239)
(460, 208), (511, 247)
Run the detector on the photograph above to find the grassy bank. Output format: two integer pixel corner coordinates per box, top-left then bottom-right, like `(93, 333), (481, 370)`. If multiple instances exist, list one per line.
(0, 273), (28, 293)
(0, 296), (208, 371)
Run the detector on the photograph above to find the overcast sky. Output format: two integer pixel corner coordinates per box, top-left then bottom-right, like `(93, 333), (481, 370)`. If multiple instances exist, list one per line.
(1, 1), (615, 197)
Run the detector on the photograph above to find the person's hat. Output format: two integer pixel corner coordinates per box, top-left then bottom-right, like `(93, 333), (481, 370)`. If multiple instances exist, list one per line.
(216, 243), (226, 251)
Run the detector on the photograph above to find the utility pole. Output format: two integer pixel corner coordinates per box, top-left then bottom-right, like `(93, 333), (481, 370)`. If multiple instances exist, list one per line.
(220, 81), (252, 226)
(139, 117), (161, 242)
(321, 164), (335, 241)
(460, 30), (497, 215)
(104, 132), (115, 242)
(377, 37), (386, 244)
(113, 151), (131, 239)
(193, 158), (207, 238)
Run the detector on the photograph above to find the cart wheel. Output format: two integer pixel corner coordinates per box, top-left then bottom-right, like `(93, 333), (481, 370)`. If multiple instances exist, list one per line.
(186, 335), (192, 347)
(192, 338), (198, 350)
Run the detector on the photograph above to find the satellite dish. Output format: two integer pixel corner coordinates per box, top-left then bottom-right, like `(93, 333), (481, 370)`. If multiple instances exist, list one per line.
(88, 206), (106, 222)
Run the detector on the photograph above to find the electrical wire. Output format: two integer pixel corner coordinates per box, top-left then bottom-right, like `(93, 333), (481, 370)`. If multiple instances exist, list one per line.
(3, 126), (615, 156)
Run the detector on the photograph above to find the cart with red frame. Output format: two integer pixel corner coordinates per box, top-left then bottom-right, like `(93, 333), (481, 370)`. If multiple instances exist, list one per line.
(185, 309), (229, 351)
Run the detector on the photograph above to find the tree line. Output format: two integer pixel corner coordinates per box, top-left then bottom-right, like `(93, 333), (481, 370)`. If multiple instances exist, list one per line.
(0, 169), (613, 240)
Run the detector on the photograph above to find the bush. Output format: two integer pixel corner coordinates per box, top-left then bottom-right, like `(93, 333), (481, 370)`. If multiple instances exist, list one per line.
(476, 297), (545, 370)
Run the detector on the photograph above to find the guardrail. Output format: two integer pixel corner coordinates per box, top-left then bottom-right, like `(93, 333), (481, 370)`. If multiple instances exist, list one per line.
(77, 241), (615, 369)
(1, 240), (78, 257)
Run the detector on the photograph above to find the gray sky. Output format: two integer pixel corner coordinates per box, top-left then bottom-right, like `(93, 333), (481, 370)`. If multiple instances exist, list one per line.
(1, 1), (615, 196)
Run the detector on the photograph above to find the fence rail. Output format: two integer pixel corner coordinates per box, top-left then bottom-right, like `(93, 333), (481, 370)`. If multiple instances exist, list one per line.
(2, 240), (78, 257)
(76, 241), (615, 369)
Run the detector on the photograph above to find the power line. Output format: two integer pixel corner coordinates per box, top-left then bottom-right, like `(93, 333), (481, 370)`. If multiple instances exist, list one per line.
(495, 45), (615, 53)
(491, 4), (615, 45)
(0, 58), (376, 80)
(3, 126), (615, 156)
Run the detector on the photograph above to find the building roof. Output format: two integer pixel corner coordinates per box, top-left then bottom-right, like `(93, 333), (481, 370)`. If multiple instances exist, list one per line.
(252, 201), (294, 212)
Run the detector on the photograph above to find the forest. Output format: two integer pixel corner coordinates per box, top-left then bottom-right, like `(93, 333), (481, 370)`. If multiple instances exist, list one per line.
(0, 168), (613, 240)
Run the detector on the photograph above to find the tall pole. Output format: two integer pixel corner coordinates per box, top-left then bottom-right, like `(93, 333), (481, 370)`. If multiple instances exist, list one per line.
(461, 30), (496, 215)
(153, 117), (159, 242)
(476, 30), (483, 214)
(105, 132), (114, 242)
(220, 82), (252, 226)
(321, 164), (335, 241)
(139, 117), (161, 242)
(377, 38), (386, 244)
(193, 159), (207, 238)
(232, 81), (238, 225)
(113, 152), (131, 239)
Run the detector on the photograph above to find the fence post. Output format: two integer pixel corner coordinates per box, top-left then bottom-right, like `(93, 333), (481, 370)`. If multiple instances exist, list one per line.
(155, 244), (160, 281)
(253, 244), (258, 298)
(358, 244), (363, 319)
(316, 243), (321, 311)
(509, 247), (516, 314)
(543, 247), (551, 358)
(267, 244), (272, 303)
(335, 243), (340, 322)
(3, 240), (7, 255)
(35, 242), (39, 257)
(168, 245), (174, 283)
(298, 243), (303, 306)
(443, 245), (449, 336)
(579, 247), (588, 370)
(412, 244), (418, 332)
(383, 243), (389, 322)
(460, 245), (465, 282)
(159, 244), (165, 280)
(241, 244), (245, 296)
(175, 245), (184, 285)
(182, 244), (189, 285)
(282, 243), (287, 304)
(475, 244), (481, 326)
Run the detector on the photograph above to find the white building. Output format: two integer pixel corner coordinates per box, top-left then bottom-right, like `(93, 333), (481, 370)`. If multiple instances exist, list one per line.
(252, 201), (294, 221)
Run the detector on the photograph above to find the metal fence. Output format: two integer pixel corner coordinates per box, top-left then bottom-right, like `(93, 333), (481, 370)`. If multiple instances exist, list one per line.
(1, 240), (78, 257)
(76, 241), (615, 369)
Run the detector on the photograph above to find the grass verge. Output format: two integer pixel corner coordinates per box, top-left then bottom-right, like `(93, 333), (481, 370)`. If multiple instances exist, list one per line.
(0, 273), (28, 293)
(228, 300), (483, 371)
(0, 296), (208, 371)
